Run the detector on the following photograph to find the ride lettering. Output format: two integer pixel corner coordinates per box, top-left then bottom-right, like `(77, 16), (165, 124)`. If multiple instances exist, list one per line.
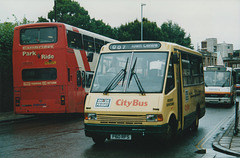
(116, 99), (148, 107)
(41, 54), (54, 59)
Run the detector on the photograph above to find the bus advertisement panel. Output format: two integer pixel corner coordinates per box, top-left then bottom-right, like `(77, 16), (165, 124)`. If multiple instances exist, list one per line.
(84, 41), (205, 144)
(13, 22), (118, 114)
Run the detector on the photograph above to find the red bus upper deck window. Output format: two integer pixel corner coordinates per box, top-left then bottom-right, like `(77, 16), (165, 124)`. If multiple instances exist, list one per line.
(20, 27), (57, 45)
(67, 30), (83, 50)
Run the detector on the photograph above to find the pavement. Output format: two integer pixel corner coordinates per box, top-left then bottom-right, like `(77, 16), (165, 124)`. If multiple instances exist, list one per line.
(0, 111), (34, 123)
(0, 111), (240, 157)
(212, 112), (240, 157)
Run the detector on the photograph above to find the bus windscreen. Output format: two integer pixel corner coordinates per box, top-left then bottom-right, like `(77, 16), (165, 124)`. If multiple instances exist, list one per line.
(204, 71), (230, 87)
(91, 52), (168, 93)
(20, 27), (57, 45)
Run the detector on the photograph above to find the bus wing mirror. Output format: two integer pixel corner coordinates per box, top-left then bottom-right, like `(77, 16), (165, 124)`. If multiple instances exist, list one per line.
(173, 53), (179, 64)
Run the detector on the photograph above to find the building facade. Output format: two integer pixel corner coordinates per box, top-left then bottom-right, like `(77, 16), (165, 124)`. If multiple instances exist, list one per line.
(217, 42), (234, 58)
(200, 38), (236, 67)
(200, 38), (218, 67)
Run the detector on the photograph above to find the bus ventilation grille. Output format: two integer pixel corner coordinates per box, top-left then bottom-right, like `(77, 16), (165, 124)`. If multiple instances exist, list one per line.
(97, 114), (145, 125)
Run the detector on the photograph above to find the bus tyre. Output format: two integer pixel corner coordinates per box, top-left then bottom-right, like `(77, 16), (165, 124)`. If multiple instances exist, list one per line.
(92, 136), (106, 145)
(191, 111), (199, 131)
(166, 117), (177, 140)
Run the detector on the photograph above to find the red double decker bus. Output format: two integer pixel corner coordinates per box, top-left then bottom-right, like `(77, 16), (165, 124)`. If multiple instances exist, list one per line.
(13, 22), (118, 114)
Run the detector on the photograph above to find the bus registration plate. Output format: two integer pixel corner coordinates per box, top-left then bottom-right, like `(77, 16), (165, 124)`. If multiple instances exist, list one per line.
(110, 134), (132, 140)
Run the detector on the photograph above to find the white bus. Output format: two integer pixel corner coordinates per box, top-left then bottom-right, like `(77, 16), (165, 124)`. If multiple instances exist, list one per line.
(204, 66), (236, 105)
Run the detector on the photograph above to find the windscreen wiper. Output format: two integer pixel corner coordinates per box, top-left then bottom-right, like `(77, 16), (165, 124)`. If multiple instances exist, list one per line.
(103, 58), (129, 94)
(127, 58), (145, 95)
(222, 77), (230, 87)
(205, 82), (208, 87)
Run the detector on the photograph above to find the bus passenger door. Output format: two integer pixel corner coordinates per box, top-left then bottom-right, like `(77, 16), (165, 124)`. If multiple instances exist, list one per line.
(76, 69), (86, 113)
(174, 52), (183, 130)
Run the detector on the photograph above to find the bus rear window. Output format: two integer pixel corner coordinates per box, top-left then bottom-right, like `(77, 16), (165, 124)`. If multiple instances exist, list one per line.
(20, 27), (57, 45)
(22, 68), (57, 81)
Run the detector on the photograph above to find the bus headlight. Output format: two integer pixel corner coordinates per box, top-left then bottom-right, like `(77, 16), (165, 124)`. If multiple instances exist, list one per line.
(85, 113), (97, 120)
(146, 114), (163, 122)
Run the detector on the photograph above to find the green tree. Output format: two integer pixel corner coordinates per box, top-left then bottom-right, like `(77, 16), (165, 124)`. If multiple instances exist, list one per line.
(115, 19), (193, 48)
(0, 22), (16, 111)
(116, 19), (141, 41)
(88, 18), (116, 39)
(37, 16), (49, 22)
(160, 20), (193, 48)
(0, 16), (33, 112)
(48, 0), (90, 30)
(41, 1), (193, 47)
(142, 18), (161, 41)
(46, 0), (116, 38)
(116, 18), (161, 41)
(11, 15), (34, 25)
(0, 22), (15, 68)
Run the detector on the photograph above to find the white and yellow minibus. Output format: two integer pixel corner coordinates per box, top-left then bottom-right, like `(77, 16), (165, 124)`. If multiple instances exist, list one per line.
(84, 41), (205, 144)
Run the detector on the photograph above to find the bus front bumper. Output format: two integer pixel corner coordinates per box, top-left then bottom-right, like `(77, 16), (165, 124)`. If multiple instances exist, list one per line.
(205, 97), (232, 104)
(84, 123), (168, 139)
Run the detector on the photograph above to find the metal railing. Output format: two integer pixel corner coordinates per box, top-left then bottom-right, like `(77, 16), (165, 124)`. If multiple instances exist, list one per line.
(234, 100), (239, 136)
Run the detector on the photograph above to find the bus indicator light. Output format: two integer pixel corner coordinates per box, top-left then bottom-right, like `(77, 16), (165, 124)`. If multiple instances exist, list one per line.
(146, 114), (163, 122)
(157, 114), (163, 122)
(61, 95), (65, 105)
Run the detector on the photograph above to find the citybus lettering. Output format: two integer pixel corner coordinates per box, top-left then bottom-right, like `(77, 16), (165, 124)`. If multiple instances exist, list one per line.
(116, 99), (148, 107)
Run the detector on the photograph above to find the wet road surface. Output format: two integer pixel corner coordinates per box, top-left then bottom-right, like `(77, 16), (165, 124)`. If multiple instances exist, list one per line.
(0, 103), (237, 158)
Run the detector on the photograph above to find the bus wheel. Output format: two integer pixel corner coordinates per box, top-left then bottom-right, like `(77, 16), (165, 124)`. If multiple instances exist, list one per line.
(166, 117), (177, 140)
(191, 111), (199, 131)
(92, 136), (106, 145)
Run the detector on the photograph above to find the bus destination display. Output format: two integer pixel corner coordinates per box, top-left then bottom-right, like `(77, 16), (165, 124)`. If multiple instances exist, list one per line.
(109, 42), (161, 50)
(206, 67), (226, 71)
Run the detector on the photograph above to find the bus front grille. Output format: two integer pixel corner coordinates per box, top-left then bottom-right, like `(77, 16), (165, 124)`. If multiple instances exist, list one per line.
(97, 114), (146, 125)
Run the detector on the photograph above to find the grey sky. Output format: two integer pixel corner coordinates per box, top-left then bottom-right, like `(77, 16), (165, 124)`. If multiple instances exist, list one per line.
(1, 0), (240, 50)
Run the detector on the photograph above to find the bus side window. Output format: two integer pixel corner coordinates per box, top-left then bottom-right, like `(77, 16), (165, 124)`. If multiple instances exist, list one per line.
(83, 35), (95, 52)
(83, 35), (95, 62)
(67, 30), (83, 50)
(82, 71), (86, 88)
(182, 53), (191, 86)
(165, 55), (175, 94)
(95, 39), (104, 54)
(77, 70), (81, 87)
